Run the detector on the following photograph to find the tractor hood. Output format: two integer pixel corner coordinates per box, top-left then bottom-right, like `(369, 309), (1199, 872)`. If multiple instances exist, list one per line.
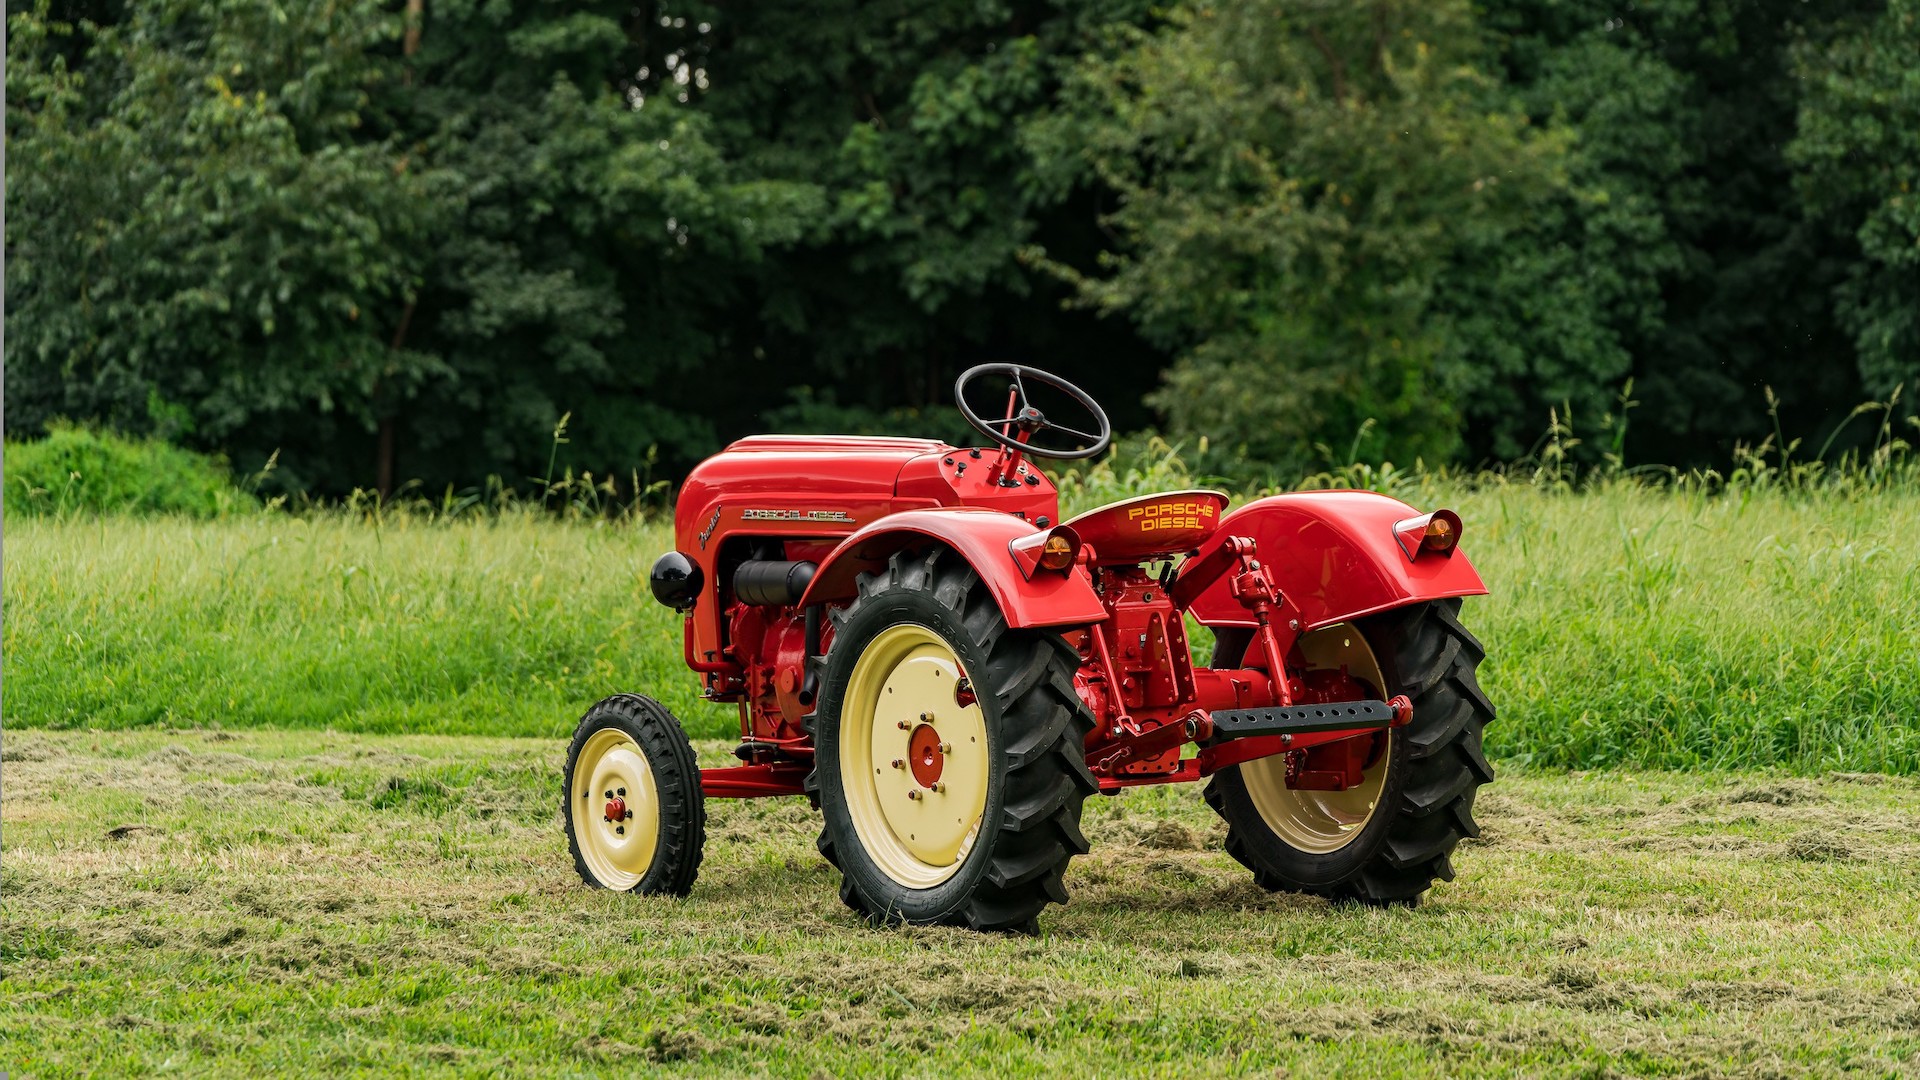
(719, 434), (950, 457)
(686, 435), (949, 501)
(673, 435), (953, 556)
(673, 432), (1061, 570)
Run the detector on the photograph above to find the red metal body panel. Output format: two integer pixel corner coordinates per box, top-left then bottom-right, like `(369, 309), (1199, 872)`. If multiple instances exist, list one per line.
(894, 448), (1061, 522)
(799, 508), (1107, 628)
(672, 435), (947, 565)
(1182, 491), (1487, 631)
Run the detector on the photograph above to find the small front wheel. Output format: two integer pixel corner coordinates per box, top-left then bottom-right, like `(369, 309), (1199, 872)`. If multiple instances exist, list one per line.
(564, 694), (706, 895)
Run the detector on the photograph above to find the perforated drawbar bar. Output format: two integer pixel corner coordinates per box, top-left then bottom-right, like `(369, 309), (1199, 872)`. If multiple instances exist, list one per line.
(1209, 699), (1396, 738)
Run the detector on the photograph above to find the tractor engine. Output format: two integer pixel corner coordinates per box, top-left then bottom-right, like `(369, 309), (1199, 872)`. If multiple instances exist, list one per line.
(726, 600), (811, 744)
(711, 541), (841, 757)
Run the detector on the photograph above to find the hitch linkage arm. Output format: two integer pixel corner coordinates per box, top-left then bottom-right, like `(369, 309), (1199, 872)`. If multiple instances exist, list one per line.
(1174, 535), (1297, 705)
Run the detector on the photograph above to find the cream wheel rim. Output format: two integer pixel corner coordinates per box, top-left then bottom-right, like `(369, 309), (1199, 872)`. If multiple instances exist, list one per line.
(839, 624), (991, 889)
(1242, 624), (1392, 854)
(573, 728), (661, 889)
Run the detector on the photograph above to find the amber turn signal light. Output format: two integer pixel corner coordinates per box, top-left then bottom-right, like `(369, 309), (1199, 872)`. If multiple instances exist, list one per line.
(1039, 534), (1077, 571)
(1392, 509), (1463, 561)
(1009, 525), (1083, 579)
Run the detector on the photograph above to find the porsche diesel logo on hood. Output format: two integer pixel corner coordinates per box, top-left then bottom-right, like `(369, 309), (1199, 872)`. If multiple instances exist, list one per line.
(740, 509), (855, 523)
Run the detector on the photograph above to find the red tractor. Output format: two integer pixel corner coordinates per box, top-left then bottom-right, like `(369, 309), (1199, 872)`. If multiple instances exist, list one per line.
(564, 365), (1494, 930)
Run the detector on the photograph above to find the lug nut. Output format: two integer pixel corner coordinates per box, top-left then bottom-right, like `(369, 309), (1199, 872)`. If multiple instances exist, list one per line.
(615, 825), (626, 834)
(897, 720), (912, 730)
(907, 790), (922, 801)
(891, 759), (905, 769)
(931, 783), (946, 794)
(624, 810), (634, 820)
(920, 711), (935, 722)
(604, 790), (613, 799)
(939, 743), (953, 754)
(616, 787), (626, 797)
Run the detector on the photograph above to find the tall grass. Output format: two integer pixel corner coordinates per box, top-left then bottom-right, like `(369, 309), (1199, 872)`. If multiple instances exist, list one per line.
(1456, 483), (1918, 772)
(7, 478), (1916, 771)
(3, 514), (699, 739)
(1050, 416), (1919, 773)
(1055, 381), (1918, 507)
(7, 387), (1914, 766)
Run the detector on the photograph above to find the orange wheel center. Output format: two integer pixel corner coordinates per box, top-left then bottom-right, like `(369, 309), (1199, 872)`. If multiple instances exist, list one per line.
(908, 724), (945, 787)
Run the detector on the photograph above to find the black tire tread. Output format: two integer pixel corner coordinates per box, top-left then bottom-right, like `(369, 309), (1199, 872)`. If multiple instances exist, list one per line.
(807, 549), (1095, 931)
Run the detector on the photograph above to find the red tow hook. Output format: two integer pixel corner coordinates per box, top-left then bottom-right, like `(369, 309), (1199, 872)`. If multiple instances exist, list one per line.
(1387, 694), (1414, 727)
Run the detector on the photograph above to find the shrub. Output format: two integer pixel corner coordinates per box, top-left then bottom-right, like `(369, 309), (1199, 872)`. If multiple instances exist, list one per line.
(3, 425), (251, 518)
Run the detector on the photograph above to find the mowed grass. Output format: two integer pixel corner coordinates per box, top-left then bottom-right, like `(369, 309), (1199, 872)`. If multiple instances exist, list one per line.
(5, 484), (1917, 772)
(3, 729), (1918, 1077)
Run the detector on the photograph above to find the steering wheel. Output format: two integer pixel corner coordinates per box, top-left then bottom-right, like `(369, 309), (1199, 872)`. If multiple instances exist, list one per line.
(953, 364), (1113, 460)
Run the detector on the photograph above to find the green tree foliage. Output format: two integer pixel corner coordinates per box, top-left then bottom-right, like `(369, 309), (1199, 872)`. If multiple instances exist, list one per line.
(663, 0), (1163, 418)
(5, 0), (822, 494)
(5, 0), (1910, 491)
(1483, 0), (1885, 463)
(370, 0), (821, 494)
(5, 0), (430, 462)
(1034, 0), (1581, 475)
(1791, 0), (1920, 401)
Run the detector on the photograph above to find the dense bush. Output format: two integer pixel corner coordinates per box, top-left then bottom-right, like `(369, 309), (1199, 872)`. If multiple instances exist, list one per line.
(4, 426), (250, 518)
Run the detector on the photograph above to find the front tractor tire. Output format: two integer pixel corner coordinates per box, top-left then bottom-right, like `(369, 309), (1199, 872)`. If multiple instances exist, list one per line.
(564, 694), (706, 896)
(809, 550), (1096, 931)
(1206, 599), (1495, 905)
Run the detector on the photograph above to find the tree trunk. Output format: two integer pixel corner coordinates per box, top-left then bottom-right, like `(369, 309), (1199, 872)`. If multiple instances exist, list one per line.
(403, 0), (424, 79)
(376, 418), (397, 500)
(379, 3), (425, 499)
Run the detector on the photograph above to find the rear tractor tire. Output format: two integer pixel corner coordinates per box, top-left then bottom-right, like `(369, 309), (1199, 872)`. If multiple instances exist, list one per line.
(564, 694), (706, 895)
(808, 549), (1097, 931)
(1204, 598), (1494, 905)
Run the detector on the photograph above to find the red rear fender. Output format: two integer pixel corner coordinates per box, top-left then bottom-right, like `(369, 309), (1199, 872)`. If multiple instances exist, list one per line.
(1182, 491), (1487, 631)
(799, 509), (1107, 629)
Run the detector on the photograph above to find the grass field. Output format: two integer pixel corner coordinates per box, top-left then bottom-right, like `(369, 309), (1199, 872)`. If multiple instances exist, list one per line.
(6, 484), (1917, 771)
(5, 728), (1918, 1077)
(5, 483), (1919, 1076)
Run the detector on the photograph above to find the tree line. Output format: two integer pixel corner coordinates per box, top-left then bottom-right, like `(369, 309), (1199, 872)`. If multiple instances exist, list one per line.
(6, 0), (1915, 494)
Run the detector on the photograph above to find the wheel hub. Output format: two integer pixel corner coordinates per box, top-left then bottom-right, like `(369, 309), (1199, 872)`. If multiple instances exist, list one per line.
(907, 723), (946, 787)
(572, 729), (661, 889)
(1242, 626), (1392, 854)
(839, 624), (992, 889)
